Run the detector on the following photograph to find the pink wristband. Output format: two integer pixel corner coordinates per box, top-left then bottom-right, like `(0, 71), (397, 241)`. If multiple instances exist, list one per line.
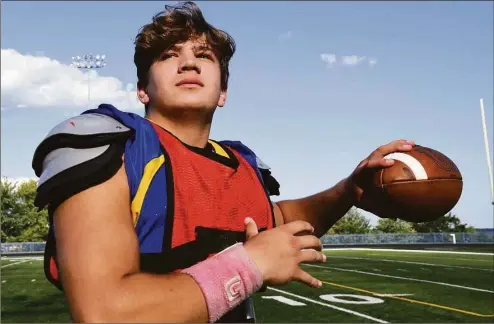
(182, 243), (263, 323)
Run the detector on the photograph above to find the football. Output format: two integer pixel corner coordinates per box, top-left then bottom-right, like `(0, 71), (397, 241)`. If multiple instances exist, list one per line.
(370, 145), (463, 222)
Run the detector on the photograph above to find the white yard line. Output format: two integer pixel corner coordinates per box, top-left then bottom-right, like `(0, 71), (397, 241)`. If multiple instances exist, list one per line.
(1, 260), (30, 268)
(304, 264), (494, 294)
(1, 256), (43, 261)
(1, 258), (43, 260)
(323, 247), (494, 256)
(325, 256), (494, 272)
(267, 287), (388, 323)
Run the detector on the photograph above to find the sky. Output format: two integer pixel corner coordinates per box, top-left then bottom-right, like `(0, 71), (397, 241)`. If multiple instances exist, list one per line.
(1, 1), (493, 228)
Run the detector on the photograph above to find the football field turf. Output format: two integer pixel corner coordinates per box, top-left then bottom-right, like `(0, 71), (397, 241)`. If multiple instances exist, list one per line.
(1, 248), (493, 323)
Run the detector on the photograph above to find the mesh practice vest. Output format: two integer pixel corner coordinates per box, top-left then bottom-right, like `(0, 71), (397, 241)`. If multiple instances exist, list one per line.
(43, 104), (278, 322)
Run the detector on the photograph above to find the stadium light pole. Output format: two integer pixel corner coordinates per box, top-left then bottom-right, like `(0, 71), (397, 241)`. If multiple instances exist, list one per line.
(71, 54), (107, 109)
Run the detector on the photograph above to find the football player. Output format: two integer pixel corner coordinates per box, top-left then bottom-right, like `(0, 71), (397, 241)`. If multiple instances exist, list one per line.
(32, 1), (414, 322)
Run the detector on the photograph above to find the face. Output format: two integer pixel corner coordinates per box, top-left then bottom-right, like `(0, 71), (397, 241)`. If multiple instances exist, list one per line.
(137, 38), (227, 115)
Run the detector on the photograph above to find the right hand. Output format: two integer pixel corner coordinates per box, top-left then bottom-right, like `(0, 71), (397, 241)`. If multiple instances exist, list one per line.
(243, 217), (326, 288)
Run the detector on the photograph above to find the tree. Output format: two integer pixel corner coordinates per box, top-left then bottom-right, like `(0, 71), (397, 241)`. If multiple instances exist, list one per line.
(1, 178), (21, 242)
(328, 208), (372, 234)
(412, 212), (475, 233)
(373, 218), (416, 233)
(0, 178), (48, 242)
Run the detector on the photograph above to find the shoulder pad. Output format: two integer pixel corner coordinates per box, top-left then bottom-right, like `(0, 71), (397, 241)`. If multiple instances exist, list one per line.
(219, 140), (280, 196)
(255, 156), (271, 170)
(32, 113), (133, 209)
(255, 156), (280, 196)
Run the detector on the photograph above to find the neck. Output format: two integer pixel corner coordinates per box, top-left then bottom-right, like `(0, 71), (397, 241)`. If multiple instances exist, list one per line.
(145, 108), (213, 148)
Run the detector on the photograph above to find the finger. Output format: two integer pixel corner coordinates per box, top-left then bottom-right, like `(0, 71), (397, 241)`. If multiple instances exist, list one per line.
(376, 139), (415, 156)
(376, 147), (416, 168)
(293, 268), (322, 288)
(366, 157), (395, 169)
(244, 217), (259, 240)
(282, 220), (314, 235)
(296, 235), (323, 251)
(367, 142), (417, 169)
(298, 248), (327, 263)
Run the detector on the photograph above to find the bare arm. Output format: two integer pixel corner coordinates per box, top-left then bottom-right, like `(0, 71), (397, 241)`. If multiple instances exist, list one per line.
(272, 178), (355, 237)
(54, 164), (208, 323)
(271, 140), (416, 237)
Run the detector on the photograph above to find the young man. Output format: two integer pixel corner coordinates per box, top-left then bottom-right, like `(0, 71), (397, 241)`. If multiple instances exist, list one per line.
(32, 2), (414, 323)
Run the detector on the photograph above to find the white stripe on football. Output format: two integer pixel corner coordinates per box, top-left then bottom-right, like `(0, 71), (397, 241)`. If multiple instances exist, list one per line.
(383, 153), (428, 180)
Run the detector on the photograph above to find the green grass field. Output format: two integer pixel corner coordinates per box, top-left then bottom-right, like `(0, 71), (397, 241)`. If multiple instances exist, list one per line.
(2, 248), (493, 323)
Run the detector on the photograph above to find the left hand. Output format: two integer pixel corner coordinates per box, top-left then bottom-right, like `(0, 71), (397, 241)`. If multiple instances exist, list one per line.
(346, 139), (416, 218)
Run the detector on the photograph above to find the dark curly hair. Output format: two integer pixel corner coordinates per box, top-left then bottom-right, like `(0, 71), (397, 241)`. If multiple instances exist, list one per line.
(134, 1), (236, 111)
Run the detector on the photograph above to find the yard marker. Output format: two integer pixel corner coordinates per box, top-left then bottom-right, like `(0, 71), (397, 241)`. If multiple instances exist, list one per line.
(321, 280), (494, 317)
(319, 294), (384, 305)
(262, 296), (306, 306)
(267, 287), (388, 323)
(304, 264), (494, 294)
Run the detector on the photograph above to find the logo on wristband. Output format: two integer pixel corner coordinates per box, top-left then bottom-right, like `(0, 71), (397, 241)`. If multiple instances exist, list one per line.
(225, 275), (242, 302)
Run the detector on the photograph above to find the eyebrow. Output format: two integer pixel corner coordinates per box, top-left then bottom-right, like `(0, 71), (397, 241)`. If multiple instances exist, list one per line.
(163, 43), (217, 61)
(167, 43), (213, 52)
(193, 44), (212, 52)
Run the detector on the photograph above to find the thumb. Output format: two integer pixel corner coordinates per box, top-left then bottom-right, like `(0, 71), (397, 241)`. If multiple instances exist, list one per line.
(244, 217), (259, 240)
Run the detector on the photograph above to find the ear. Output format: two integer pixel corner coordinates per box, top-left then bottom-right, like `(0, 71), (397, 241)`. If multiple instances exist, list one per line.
(137, 82), (149, 105)
(217, 89), (227, 107)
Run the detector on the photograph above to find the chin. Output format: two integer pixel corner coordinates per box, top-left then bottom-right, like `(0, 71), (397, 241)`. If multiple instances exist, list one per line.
(170, 92), (218, 111)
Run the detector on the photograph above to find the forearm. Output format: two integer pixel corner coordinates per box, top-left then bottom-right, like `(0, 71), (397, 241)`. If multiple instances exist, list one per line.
(118, 272), (208, 322)
(68, 242), (263, 323)
(276, 178), (355, 237)
(71, 272), (208, 323)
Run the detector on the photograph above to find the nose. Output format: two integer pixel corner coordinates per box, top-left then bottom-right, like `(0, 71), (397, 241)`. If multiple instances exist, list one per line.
(178, 54), (201, 74)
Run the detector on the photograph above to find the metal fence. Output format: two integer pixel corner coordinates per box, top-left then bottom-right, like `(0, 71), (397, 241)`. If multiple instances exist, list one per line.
(1, 242), (46, 255)
(2, 232), (493, 255)
(320, 232), (494, 246)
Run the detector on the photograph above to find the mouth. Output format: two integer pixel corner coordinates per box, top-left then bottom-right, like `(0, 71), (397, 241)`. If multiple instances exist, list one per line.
(176, 79), (204, 87)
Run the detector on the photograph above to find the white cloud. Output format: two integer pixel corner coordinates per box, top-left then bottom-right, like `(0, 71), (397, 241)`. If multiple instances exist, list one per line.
(278, 31), (293, 41)
(320, 53), (377, 68)
(1, 48), (143, 111)
(341, 55), (367, 66)
(320, 53), (337, 68)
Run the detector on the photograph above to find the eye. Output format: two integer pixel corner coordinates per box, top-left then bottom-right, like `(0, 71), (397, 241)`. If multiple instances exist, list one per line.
(160, 52), (177, 60)
(197, 52), (213, 60)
